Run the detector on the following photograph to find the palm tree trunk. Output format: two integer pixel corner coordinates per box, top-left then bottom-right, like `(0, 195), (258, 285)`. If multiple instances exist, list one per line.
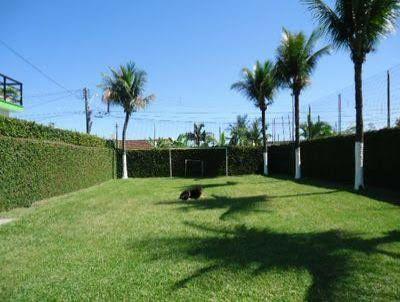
(354, 61), (364, 190)
(121, 111), (130, 179)
(261, 108), (268, 175)
(294, 91), (301, 179)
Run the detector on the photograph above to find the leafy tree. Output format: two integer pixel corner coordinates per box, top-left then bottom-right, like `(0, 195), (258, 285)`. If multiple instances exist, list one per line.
(396, 118), (400, 128)
(102, 62), (155, 179)
(275, 29), (330, 179)
(231, 60), (278, 174)
(304, 0), (400, 189)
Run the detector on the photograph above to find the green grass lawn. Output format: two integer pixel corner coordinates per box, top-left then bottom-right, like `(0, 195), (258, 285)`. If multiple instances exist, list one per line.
(1, 176), (400, 301)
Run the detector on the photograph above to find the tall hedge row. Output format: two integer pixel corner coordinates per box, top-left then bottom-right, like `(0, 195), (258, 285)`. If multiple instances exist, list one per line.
(0, 116), (109, 147)
(120, 147), (264, 178)
(0, 136), (115, 211)
(272, 128), (400, 190)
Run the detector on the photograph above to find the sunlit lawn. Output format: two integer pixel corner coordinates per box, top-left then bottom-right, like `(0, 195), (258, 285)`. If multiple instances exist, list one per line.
(1, 175), (400, 301)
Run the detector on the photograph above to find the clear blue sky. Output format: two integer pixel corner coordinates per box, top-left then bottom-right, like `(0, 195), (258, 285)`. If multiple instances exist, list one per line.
(2, 0), (400, 139)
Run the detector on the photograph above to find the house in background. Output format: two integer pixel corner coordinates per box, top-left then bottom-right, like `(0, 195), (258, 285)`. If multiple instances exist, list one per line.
(0, 73), (23, 117)
(117, 140), (153, 150)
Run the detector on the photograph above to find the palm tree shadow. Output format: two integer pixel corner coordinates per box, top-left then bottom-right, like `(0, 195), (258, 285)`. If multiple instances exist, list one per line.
(131, 223), (400, 300)
(158, 194), (269, 220)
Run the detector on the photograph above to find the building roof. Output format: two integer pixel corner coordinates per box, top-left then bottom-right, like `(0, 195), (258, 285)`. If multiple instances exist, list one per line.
(118, 140), (153, 150)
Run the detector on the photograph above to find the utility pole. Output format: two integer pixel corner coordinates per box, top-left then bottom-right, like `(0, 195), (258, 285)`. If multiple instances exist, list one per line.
(338, 94), (342, 134)
(83, 88), (92, 134)
(281, 116), (285, 142)
(387, 70), (391, 128)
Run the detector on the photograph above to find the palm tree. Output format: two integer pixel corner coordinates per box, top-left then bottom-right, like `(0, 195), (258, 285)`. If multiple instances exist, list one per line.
(228, 115), (250, 146)
(303, 0), (400, 190)
(102, 62), (155, 179)
(300, 119), (335, 139)
(301, 107), (335, 139)
(231, 61), (278, 175)
(187, 123), (208, 147)
(275, 29), (330, 179)
(247, 118), (263, 146)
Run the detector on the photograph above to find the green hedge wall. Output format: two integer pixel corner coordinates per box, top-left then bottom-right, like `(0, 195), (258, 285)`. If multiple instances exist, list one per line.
(364, 128), (400, 190)
(0, 136), (115, 211)
(0, 116), (109, 147)
(118, 149), (170, 178)
(301, 135), (354, 184)
(228, 147), (263, 175)
(268, 143), (294, 175)
(300, 128), (400, 190)
(119, 147), (264, 178)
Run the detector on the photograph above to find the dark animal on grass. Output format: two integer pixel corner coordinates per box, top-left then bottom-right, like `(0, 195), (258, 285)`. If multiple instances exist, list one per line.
(179, 186), (203, 201)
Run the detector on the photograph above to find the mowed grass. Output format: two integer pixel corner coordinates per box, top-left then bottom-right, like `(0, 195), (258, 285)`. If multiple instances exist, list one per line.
(1, 176), (400, 301)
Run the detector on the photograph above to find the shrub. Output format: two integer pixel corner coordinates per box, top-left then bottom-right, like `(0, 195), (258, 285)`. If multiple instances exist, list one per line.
(0, 136), (115, 211)
(0, 115), (109, 147)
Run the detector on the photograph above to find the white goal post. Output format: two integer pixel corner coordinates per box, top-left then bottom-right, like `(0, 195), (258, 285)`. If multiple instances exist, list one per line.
(168, 147), (229, 178)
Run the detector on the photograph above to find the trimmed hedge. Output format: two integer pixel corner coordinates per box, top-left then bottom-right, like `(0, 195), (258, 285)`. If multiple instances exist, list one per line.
(0, 136), (115, 211)
(120, 147), (264, 178)
(228, 147), (263, 175)
(299, 128), (400, 190)
(268, 143), (294, 175)
(0, 115), (109, 147)
(364, 128), (400, 190)
(119, 149), (170, 178)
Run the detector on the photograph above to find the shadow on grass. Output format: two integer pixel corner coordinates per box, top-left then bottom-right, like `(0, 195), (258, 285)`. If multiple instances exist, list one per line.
(159, 188), (341, 220)
(180, 181), (239, 190)
(131, 223), (400, 300)
(269, 174), (400, 206)
(158, 194), (269, 220)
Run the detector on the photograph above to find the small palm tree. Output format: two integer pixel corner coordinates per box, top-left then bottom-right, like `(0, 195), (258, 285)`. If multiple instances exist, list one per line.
(275, 29), (330, 179)
(187, 123), (208, 147)
(228, 115), (250, 146)
(247, 119), (263, 146)
(300, 119), (335, 139)
(102, 62), (155, 179)
(304, 0), (400, 190)
(231, 61), (278, 175)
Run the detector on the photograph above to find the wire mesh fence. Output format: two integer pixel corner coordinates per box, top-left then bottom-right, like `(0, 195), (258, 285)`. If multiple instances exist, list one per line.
(13, 64), (400, 144)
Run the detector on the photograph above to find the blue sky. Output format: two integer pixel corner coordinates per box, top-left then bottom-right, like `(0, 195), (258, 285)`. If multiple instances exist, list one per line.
(2, 0), (400, 139)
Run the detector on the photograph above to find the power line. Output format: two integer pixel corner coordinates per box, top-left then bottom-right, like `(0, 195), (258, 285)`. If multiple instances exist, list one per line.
(0, 39), (77, 96)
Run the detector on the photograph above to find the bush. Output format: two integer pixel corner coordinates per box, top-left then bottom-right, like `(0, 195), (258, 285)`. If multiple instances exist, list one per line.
(0, 136), (115, 211)
(0, 115), (109, 147)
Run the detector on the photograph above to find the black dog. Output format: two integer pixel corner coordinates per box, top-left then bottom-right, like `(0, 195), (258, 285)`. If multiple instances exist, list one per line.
(179, 186), (203, 201)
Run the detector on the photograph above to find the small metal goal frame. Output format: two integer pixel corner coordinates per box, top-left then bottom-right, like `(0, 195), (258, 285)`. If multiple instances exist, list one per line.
(168, 147), (229, 178)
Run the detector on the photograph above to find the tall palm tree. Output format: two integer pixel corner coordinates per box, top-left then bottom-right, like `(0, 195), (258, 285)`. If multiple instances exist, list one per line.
(275, 29), (330, 179)
(231, 60), (278, 175)
(303, 0), (400, 190)
(102, 62), (155, 179)
(187, 123), (208, 147)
